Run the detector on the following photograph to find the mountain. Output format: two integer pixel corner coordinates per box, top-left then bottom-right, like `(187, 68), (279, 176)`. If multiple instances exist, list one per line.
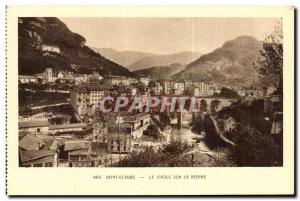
(172, 36), (262, 87)
(18, 17), (132, 77)
(133, 63), (185, 80)
(92, 48), (155, 67)
(128, 51), (201, 71)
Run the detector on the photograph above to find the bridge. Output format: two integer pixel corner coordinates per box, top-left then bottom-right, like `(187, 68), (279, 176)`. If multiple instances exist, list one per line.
(161, 96), (238, 127)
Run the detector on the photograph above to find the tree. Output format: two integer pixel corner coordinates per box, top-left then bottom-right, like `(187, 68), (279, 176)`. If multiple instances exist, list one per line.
(254, 24), (283, 89)
(203, 115), (223, 148)
(191, 113), (205, 134)
(115, 140), (192, 167)
(210, 99), (221, 113)
(231, 125), (282, 166)
(159, 112), (171, 126)
(200, 99), (208, 112)
(144, 124), (159, 140)
(219, 87), (239, 98)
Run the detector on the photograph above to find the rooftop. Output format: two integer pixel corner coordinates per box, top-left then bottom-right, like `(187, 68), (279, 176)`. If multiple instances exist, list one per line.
(64, 140), (90, 151)
(19, 149), (56, 163)
(19, 120), (50, 128)
(19, 75), (36, 79)
(49, 122), (87, 130)
(72, 84), (114, 93)
(123, 113), (151, 123)
(19, 134), (41, 150)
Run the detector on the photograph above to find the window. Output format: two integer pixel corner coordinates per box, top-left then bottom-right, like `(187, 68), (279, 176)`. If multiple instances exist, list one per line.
(69, 155), (80, 161)
(45, 162), (53, 167)
(33, 163), (43, 167)
(37, 128), (40, 133)
(81, 155), (87, 161)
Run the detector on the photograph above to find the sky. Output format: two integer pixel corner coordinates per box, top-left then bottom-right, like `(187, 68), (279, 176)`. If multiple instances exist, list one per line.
(60, 17), (280, 55)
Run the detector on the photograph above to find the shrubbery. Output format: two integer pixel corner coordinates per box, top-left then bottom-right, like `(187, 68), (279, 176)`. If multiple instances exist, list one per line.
(116, 140), (192, 167)
(231, 125), (282, 166)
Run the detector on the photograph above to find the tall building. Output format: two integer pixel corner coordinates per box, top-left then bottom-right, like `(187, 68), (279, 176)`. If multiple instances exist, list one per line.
(191, 81), (213, 97)
(160, 80), (174, 95)
(70, 85), (109, 117)
(45, 68), (53, 83)
(174, 81), (185, 95)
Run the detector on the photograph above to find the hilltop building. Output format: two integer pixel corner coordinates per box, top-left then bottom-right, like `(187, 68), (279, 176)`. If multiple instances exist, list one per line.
(18, 75), (38, 84)
(42, 44), (60, 54)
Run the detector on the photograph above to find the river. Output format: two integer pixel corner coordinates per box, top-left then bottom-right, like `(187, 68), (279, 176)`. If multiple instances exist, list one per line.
(170, 124), (211, 152)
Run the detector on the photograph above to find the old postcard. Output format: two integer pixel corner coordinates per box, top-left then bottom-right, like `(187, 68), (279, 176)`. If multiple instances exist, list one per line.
(6, 6), (294, 195)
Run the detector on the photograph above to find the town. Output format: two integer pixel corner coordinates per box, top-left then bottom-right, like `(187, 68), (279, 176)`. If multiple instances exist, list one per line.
(17, 17), (283, 168)
(18, 67), (282, 167)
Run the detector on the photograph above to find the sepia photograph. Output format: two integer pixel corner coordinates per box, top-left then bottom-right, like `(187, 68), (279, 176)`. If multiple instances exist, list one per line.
(17, 16), (284, 168)
(5, 5), (295, 196)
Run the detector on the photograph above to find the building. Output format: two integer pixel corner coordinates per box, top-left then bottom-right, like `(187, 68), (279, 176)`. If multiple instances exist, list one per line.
(44, 68), (58, 83)
(92, 122), (132, 154)
(244, 89), (264, 100)
(191, 81), (213, 97)
(139, 77), (151, 86)
(18, 75), (38, 84)
(264, 93), (283, 114)
(263, 87), (283, 135)
(58, 139), (109, 167)
(174, 81), (185, 95)
(49, 123), (88, 135)
(42, 44), (60, 54)
(123, 113), (151, 139)
(57, 71), (64, 79)
(263, 86), (277, 98)
(19, 149), (58, 167)
(45, 68), (53, 82)
(75, 74), (89, 84)
(223, 117), (237, 133)
(127, 85), (138, 96)
(270, 112), (283, 135)
(70, 86), (90, 117)
(70, 84), (109, 117)
(107, 124), (132, 154)
(160, 80), (174, 95)
(19, 134), (42, 150)
(104, 76), (137, 86)
(63, 140), (91, 161)
(19, 120), (50, 134)
(19, 134), (59, 167)
(237, 89), (246, 97)
(92, 123), (108, 142)
(131, 82), (148, 94)
(184, 81), (193, 89)
(88, 74), (103, 84)
(154, 82), (162, 95)
(148, 81), (162, 95)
